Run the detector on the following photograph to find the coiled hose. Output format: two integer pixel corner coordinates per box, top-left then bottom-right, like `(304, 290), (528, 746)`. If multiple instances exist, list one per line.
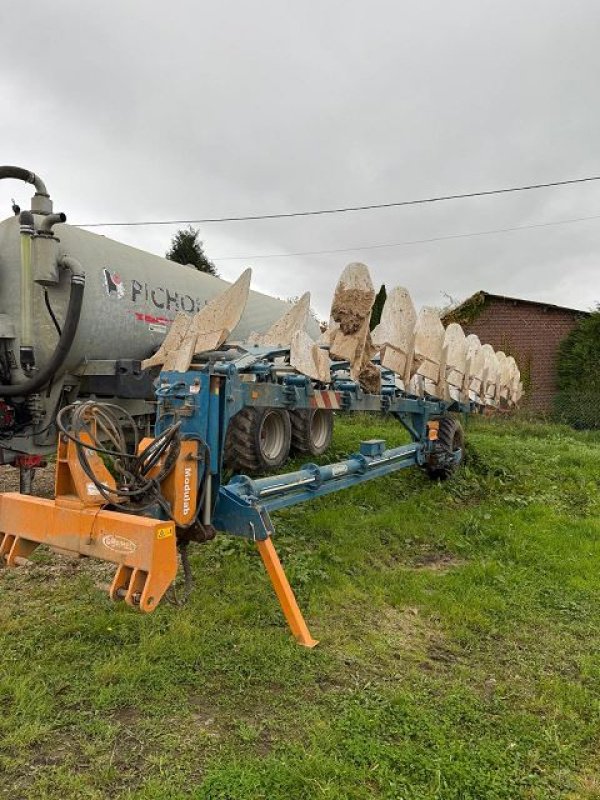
(56, 400), (181, 513)
(56, 400), (204, 604)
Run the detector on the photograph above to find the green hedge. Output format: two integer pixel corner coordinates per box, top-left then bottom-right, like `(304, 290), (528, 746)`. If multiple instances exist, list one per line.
(555, 309), (600, 428)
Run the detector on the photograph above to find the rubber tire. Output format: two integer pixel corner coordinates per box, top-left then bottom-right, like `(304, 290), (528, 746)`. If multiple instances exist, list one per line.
(425, 416), (465, 480)
(224, 407), (292, 474)
(290, 408), (334, 456)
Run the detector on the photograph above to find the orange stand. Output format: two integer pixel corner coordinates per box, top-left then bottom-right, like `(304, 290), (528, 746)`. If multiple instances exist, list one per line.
(256, 537), (318, 648)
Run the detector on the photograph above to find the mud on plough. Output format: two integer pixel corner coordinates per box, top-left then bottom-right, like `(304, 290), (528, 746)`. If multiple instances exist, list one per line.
(0, 263), (521, 646)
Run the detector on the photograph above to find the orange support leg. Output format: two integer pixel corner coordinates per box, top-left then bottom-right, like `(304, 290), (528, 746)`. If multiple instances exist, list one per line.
(256, 537), (318, 648)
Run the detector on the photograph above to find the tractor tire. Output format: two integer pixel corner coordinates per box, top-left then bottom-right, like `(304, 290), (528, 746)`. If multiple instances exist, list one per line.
(224, 407), (292, 474)
(290, 408), (334, 457)
(425, 416), (465, 480)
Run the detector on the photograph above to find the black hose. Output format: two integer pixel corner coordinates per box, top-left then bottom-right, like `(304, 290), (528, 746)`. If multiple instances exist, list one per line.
(44, 289), (62, 336)
(0, 274), (85, 397)
(0, 166), (48, 196)
(56, 400), (181, 511)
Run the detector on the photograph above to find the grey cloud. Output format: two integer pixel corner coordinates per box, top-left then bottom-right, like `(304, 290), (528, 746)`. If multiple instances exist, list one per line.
(1, 0), (599, 319)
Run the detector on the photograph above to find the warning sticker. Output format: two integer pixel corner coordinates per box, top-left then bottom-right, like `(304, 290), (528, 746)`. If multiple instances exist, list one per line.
(157, 527), (173, 540)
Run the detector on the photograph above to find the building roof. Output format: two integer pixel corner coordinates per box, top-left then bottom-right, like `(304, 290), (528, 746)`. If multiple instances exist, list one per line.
(442, 290), (591, 322)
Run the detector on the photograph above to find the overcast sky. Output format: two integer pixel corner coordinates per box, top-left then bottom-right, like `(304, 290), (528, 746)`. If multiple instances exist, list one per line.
(1, 1), (599, 319)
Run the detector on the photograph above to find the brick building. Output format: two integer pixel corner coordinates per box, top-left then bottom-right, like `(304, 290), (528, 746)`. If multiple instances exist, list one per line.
(442, 292), (589, 412)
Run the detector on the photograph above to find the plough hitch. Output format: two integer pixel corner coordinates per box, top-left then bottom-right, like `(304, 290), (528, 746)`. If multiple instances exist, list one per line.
(0, 494), (177, 611)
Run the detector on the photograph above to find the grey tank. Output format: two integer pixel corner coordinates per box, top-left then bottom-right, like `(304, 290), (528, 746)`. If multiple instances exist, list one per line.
(0, 215), (301, 378)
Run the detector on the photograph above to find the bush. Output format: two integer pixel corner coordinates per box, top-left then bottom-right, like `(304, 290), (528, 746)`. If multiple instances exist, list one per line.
(555, 309), (600, 428)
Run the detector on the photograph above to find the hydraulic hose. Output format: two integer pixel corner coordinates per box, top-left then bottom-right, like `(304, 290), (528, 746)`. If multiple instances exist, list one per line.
(0, 270), (85, 397)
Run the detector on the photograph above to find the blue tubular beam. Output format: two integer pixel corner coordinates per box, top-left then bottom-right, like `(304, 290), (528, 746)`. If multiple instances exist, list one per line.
(252, 442), (419, 508)
(213, 439), (421, 540)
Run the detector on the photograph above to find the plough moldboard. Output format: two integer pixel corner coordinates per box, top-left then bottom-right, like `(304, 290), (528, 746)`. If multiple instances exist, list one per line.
(0, 262), (521, 646)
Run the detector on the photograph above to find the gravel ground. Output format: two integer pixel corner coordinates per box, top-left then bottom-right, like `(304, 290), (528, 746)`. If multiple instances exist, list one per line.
(0, 462), (56, 497)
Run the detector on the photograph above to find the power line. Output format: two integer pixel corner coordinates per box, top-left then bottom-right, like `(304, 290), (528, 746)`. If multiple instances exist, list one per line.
(76, 174), (600, 228)
(211, 212), (600, 261)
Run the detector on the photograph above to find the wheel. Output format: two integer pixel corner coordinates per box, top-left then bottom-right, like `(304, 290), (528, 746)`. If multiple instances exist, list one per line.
(290, 408), (333, 456)
(425, 416), (465, 480)
(224, 407), (292, 474)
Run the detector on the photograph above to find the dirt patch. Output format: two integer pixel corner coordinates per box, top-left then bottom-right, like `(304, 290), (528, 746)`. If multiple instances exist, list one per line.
(113, 706), (143, 727)
(188, 702), (220, 736)
(361, 605), (462, 673)
(426, 641), (460, 664)
(327, 601), (443, 678)
(8, 552), (115, 583)
(410, 552), (465, 571)
(377, 605), (430, 647)
(570, 768), (600, 799)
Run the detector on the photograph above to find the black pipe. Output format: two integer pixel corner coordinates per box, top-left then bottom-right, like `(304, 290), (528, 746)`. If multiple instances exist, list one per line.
(0, 273), (85, 397)
(0, 166), (48, 196)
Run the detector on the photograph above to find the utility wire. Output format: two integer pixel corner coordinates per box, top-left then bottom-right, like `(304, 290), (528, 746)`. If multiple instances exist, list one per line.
(211, 212), (600, 261)
(76, 174), (600, 228)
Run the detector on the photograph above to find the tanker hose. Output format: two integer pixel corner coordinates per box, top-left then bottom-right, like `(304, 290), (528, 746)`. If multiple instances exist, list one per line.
(0, 166), (48, 197)
(0, 269), (85, 397)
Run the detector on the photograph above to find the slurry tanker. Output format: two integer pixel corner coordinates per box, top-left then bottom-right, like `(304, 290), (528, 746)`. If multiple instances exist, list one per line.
(0, 166), (298, 486)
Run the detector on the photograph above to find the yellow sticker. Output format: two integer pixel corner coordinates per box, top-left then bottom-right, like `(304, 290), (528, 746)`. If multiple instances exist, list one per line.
(156, 526), (174, 540)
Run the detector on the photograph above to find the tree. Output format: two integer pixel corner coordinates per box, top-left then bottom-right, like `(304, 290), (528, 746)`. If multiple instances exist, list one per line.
(370, 284), (387, 330)
(166, 226), (218, 276)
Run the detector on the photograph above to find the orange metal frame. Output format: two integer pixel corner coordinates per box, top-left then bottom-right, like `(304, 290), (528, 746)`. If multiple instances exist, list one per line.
(0, 434), (177, 611)
(0, 433), (318, 645)
(0, 495), (177, 611)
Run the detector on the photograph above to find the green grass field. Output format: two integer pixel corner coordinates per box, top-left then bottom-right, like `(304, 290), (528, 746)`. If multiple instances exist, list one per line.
(1, 414), (600, 799)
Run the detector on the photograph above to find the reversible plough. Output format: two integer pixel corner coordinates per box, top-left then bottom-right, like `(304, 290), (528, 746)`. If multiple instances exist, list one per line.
(0, 263), (521, 645)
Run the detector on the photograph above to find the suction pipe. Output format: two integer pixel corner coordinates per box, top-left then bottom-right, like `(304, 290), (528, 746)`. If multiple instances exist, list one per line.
(0, 167), (85, 396)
